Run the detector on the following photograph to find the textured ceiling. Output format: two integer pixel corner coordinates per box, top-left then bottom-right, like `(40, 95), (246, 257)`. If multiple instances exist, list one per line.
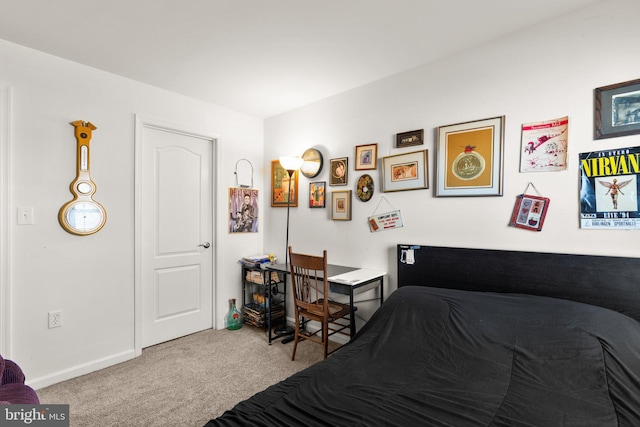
(0, 0), (601, 118)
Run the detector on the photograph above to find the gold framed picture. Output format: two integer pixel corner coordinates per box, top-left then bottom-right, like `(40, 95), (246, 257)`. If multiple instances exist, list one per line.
(330, 157), (348, 186)
(355, 144), (377, 170)
(271, 160), (299, 207)
(435, 116), (504, 197)
(330, 190), (351, 220)
(381, 150), (428, 192)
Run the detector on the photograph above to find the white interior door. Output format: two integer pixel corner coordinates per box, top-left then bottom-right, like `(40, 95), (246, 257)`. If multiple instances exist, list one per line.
(138, 121), (214, 348)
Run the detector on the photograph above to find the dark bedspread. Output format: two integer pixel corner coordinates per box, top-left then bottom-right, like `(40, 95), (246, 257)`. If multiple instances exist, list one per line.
(206, 286), (640, 426)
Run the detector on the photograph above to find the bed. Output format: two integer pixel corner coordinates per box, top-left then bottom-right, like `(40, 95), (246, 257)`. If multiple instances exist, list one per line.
(206, 245), (640, 426)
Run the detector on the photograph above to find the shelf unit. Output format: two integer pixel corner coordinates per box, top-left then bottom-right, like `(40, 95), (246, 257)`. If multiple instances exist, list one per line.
(241, 264), (287, 343)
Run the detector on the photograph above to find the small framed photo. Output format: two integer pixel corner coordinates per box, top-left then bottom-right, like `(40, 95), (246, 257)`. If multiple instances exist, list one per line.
(381, 150), (428, 192)
(330, 190), (352, 220)
(330, 157), (348, 186)
(309, 181), (326, 208)
(435, 116), (504, 197)
(355, 144), (377, 170)
(595, 78), (640, 139)
(396, 129), (424, 148)
(271, 160), (298, 207)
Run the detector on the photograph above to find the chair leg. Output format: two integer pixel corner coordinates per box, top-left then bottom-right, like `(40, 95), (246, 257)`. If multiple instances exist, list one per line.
(291, 317), (300, 361)
(323, 321), (329, 359)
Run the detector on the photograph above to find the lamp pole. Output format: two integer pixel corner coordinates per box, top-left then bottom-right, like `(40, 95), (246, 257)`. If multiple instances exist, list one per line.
(277, 155), (303, 343)
(279, 156), (303, 266)
(285, 168), (294, 267)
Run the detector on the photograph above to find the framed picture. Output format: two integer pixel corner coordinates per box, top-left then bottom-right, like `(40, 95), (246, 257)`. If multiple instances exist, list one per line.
(271, 160), (298, 207)
(595, 78), (640, 139)
(396, 129), (424, 148)
(435, 116), (504, 197)
(229, 188), (259, 233)
(330, 190), (352, 220)
(509, 194), (550, 232)
(330, 157), (348, 186)
(309, 181), (326, 208)
(355, 144), (377, 170)
(381, 150), (428, 192)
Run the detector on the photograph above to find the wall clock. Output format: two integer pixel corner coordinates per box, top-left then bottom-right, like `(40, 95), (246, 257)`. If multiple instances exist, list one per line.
(300, 148), (323, 178)
(58, 120), (107, 236)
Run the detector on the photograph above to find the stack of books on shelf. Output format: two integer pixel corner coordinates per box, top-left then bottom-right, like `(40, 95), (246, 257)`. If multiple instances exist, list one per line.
(243, 302), (285, 328)
(239, 254), (271, 268)
(245, 270), (281, 285)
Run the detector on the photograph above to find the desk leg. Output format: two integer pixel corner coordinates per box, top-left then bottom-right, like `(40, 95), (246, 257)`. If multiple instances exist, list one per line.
(349, 289), (355, 340)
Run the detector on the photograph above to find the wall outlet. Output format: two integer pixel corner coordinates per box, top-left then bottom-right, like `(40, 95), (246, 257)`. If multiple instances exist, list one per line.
(48, 310), (63, 328)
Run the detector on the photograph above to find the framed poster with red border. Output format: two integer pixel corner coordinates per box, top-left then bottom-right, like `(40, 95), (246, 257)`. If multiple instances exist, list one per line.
(509, 194), (550, 231)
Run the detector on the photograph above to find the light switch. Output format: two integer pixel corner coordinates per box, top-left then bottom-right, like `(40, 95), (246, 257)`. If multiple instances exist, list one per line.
(17, 207), (34, 225)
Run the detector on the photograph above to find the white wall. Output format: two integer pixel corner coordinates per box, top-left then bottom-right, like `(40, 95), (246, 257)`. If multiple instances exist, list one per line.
(3, 0), (639, 390)
(0, 40), (264, 388)
(264, 0), (640, 322)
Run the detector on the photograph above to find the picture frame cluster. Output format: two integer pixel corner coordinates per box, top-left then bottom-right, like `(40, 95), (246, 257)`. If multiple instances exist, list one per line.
(259, 76), (640, 231)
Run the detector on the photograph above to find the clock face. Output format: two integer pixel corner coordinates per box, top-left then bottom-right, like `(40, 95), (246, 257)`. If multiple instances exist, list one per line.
(300, 148), (323, 178)
(66, 202), (104, 231)
(356, 174), (374, 202)
(60, 200), (106, 235)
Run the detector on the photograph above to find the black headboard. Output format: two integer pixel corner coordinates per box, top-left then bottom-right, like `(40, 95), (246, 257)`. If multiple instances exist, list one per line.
(397, 245), (640, 322)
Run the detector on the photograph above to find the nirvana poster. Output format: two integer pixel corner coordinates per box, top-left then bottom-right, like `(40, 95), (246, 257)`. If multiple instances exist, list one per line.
(579, 146), (640, 229)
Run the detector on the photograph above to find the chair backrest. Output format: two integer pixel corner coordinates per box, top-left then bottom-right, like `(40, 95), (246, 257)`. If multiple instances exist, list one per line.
(288, 247), (329, 318)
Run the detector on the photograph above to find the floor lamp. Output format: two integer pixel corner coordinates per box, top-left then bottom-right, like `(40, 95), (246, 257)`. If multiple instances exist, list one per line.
(278, 156), (303, 267)
(277, 156), (303, 343)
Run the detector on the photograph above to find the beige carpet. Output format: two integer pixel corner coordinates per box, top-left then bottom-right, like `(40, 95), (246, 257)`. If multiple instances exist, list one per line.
(37, 326), (335, 427)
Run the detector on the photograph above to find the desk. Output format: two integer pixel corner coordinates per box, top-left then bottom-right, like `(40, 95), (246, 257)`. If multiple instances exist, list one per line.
(267, 263), (385, 339)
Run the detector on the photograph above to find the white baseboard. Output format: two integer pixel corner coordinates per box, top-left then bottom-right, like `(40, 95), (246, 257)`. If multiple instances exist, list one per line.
(29, 349), (137, 390)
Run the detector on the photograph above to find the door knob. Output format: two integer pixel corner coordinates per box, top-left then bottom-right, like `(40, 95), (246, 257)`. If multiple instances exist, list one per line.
(199, 242), (211, 249)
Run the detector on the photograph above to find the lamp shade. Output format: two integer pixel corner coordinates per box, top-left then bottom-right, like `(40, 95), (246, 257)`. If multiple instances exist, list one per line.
(279, 156), (303, 171)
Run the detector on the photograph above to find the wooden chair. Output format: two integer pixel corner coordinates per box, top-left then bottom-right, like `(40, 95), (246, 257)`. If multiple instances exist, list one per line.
(288, 247), (352, 361)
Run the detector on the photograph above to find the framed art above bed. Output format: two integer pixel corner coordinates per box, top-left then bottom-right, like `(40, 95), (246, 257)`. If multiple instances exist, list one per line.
(595, 78), (640, 139)
(381, 150), (428, 192)
(435, 116), (504, 197)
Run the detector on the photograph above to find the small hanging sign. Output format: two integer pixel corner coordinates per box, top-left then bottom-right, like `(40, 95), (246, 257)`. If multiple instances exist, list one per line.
(509, 182), (550, 232)
(368, 197), (403, 232)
